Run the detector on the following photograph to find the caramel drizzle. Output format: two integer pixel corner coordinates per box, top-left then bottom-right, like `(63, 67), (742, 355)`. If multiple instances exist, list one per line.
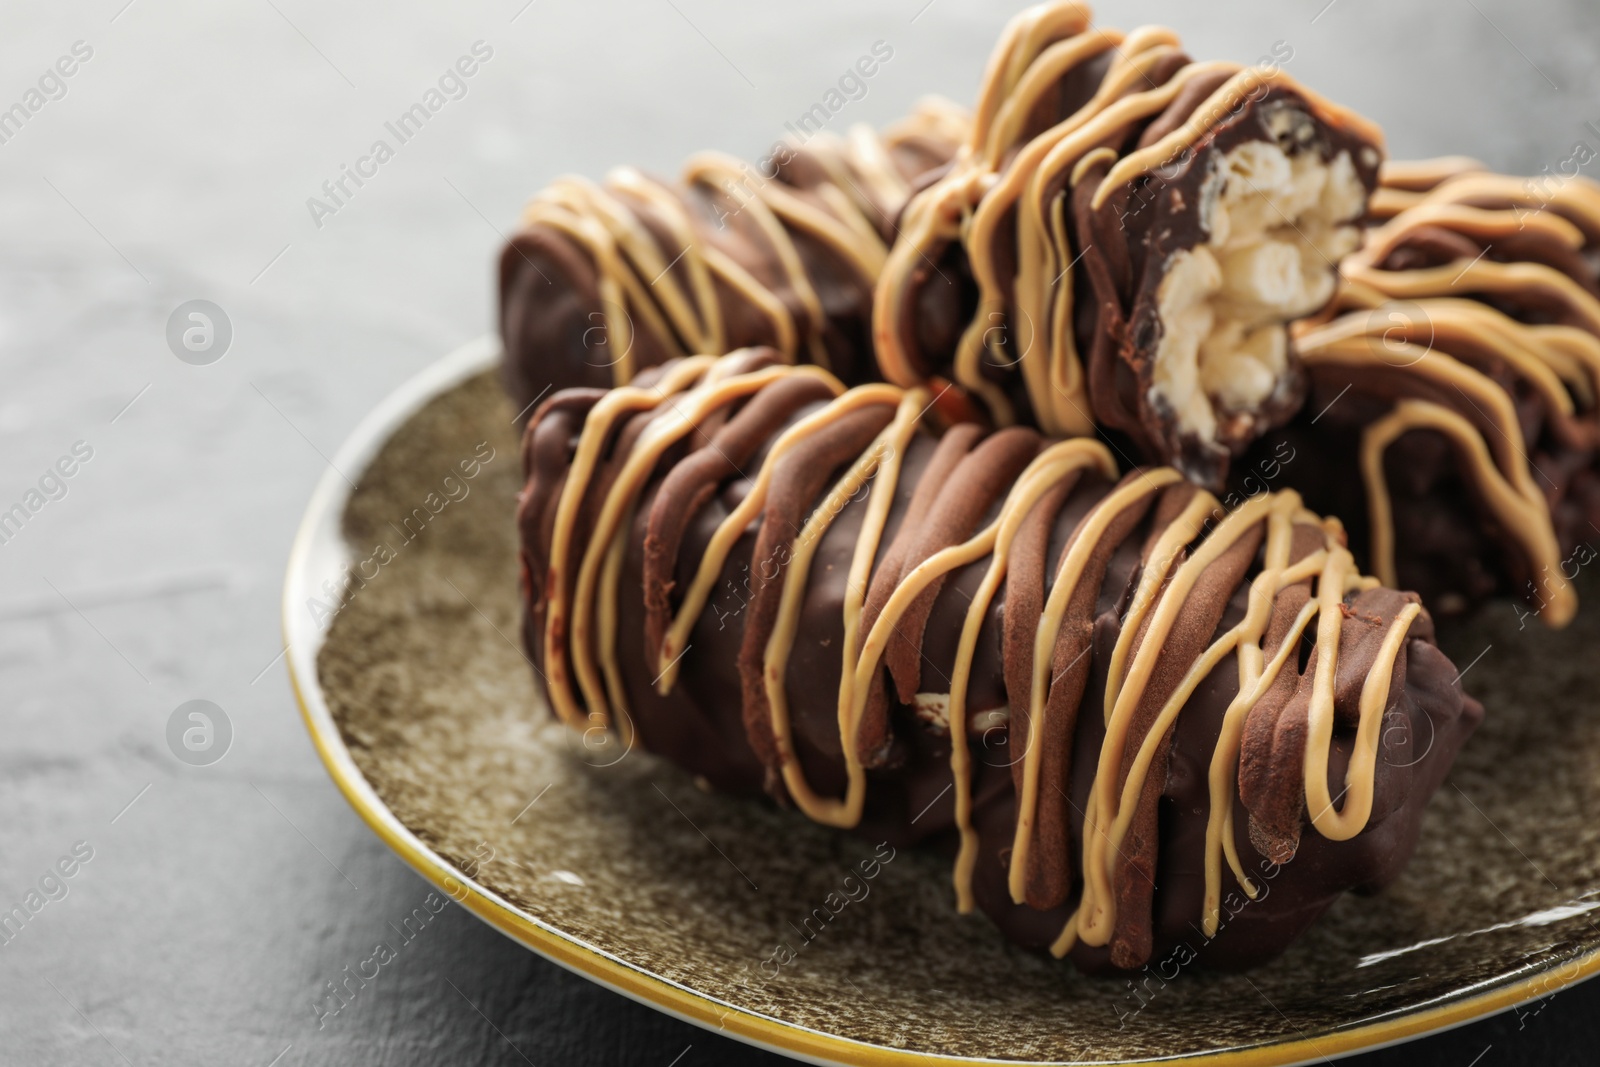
(851, 438), (1122, 901)
(873, 0), (1102, 427)
(517, 104), (965, 385)
(545, 356), (843, 733)
(762, 388), (925, 826)
(1373, 155), (1483, 196)
(1057, 490), (1384, 954)
(873, 0), (1384, 434)
(1020, 57), (1258, 440)
(1009, 468), (1186, 904)
(1292, 322), (1570, 623)
(652, 383), (902, 696)
(1298, 162), (1600, 626)
(982, 34), (1202, 433)
(682, 151), (891, 373)
(1368, 163), (1600, 235)
(538, 363), (1419, 955)
(1084, 64), (1383, 211)
(1360, 400), (1569, 621)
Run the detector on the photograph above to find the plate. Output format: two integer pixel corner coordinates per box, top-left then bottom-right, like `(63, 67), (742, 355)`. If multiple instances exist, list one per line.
(285, 338), (1600, 1065)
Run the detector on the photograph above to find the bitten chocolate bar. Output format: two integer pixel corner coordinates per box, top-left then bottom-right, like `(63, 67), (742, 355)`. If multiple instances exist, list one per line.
(873, 2), (1383, 489)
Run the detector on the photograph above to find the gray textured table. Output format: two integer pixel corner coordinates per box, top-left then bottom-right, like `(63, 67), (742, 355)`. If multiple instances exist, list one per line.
(2, 1), (1596, 1063)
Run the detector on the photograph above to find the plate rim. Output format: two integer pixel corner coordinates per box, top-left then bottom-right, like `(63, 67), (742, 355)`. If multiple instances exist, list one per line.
(283, 337), (1600, 1067)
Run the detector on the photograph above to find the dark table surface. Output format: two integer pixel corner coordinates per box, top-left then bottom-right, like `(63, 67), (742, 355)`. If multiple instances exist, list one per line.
(2, 0), (1597, 1063)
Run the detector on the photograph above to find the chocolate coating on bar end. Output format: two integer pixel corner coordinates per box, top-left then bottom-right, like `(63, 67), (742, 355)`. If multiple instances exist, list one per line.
(498, 101), (967, 419)
(516, 354), (1480, 972)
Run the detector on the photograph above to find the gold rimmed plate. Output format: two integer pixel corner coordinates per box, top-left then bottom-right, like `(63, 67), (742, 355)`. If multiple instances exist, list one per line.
(285, 338), (1600, 1065)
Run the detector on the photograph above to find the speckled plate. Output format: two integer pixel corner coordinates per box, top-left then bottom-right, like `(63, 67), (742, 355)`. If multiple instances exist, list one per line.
(286, 339), (1600, 1066)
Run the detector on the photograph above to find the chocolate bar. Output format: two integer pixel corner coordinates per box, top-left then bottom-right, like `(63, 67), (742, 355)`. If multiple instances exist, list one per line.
(872, 2), (1384, 489)
(1244, 160), (1600, 624)
(499, 101), (967, 418)
(515, 353), (1480, 971)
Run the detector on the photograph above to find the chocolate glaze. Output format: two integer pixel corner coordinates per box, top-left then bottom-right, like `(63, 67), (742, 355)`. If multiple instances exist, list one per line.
(516, 355), (1481, 973)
